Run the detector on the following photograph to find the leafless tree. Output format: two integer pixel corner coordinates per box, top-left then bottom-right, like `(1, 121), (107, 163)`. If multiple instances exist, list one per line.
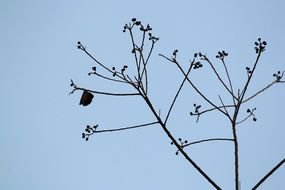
(70, 18), (285, 190)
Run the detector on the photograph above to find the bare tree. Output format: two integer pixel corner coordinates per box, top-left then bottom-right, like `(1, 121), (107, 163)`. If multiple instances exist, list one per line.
(70, 18), (285, 190)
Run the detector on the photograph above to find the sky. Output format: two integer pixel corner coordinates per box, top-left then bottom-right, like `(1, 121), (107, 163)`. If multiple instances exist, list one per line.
(0, 0), (284, 189)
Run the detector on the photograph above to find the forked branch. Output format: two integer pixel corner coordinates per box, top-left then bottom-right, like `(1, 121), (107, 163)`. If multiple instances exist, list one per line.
(72, 19), (284, 190)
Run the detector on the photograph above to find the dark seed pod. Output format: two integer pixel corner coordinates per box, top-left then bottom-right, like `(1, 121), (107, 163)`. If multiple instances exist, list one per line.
(79, 90), (94, 106)
(135, 21), (141, 25)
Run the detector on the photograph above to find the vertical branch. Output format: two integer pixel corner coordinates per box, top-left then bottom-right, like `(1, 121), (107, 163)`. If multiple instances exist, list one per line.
(221, 59), (236, 106)
(138, 30), (147, 72)
(231, 39), (266, 190)
(128, 27), (140, 79)
(232, 121), (239, 190)
(142, 39), (157, 94)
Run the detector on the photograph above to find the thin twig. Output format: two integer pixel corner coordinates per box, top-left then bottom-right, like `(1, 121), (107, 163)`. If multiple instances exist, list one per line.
(236, 114), (252, 125)
(243, 80), (276, 103)
(79, 45), (116, 75)
(69, 86), (140, 96)
(164, 62), (194, 124)
(194, 78), (284, 116)
(91, 72), (129, 84)
(145, 40), (155, 65)
(138, 30), (146, 75)
(221, 59), (236, 106)
(128, 28), (140, 78)
(252, 158), (285, 190)
(183, 138), (234, 148)
(95, 121), (159, 133)
(159, 54), (228, 117)
(203, 56), (238, 101)
(191, 104), (235, 116)
(239, 50), (262, 101)
(218, 95), (232, 121)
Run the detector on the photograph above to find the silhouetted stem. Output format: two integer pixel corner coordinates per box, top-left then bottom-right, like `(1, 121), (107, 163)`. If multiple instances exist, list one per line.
(236, 113), (252, 125)
(164, 63), (193, 125)
(203, 56), (238, 101)
(128, 28), (140, 78)
(141, 92), (221, 190)
(232, 123), (239, 190)
(252, 158), (285, 190)
(243, 80), (277, 103)
(70, 86), (140, 96)
(79, 45), (117, 75)
(194, 78), (284, 116)
(92, 72), (129, 84)
(221, 59), (236, 106)
(95, 121), (159, 133)
(218, 95), (231, 120)
(183, 138), (234, 148)
(232, 49), (263, 190)
(159, 54), (228, 117)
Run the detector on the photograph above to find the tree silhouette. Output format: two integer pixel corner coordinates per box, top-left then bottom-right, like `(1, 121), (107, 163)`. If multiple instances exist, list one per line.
(70, 18), (285, 190)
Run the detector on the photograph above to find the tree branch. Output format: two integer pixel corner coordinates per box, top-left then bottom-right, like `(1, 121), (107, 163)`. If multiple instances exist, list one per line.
(221, 59), (236, 106)
(202, 55), (238, 101)
(159, 53), (228, 117)
(218, 95), (232, 121)
(182, 138), (234, 148)
(243, 80), (280, 104)
(232, 41), (266, 190)
(252, 158), (285, 190)
(89, 71), (129, 84)
(77, 43), (118, 75)
(140, 92), (222, 190)
(95, 121), (159, 133)
(164, 61), (193, 125)
(69, 86), (140, 96)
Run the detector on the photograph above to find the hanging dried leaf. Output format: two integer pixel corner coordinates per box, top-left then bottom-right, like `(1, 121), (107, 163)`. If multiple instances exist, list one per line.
(79, 90), (94, 106)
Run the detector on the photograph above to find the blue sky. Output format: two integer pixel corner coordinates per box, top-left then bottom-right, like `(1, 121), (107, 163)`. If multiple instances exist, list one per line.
(1, 0), (284, 189)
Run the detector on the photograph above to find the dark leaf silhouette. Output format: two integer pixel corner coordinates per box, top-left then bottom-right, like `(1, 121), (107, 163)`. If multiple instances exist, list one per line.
(79, 90), (94, 106)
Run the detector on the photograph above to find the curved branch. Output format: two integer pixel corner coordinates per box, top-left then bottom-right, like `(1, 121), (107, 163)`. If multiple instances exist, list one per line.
(182, 138), (234, 148)
(236, 114), (252, 125)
